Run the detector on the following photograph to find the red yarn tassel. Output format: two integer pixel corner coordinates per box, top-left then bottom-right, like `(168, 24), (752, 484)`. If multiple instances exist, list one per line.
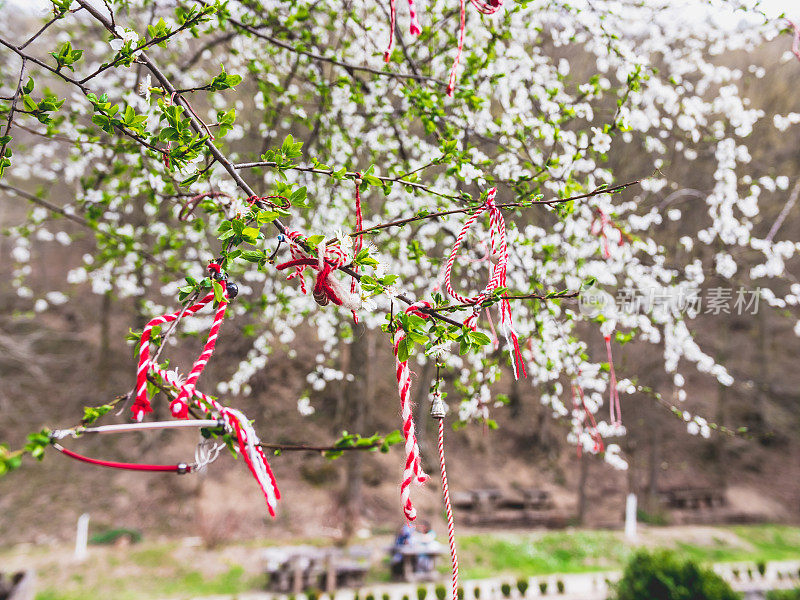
(447, 0), (467, 96)
(385, 0), (397, 62)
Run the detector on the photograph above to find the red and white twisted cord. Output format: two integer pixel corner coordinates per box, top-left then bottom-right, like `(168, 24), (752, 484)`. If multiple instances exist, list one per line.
(447, 0), (467, 97)
(133, 290), (217, 421)
(447, 0), (504, 96)
(132, 264), (279, 516)
(152, 365), (281, 516)
(385, 0), (422, 62)
(393, 303), (431, 521)
(438, 417), (459, 600)
(277, 232), (360, 311)
(171, 279), (229, 419)
(443, 188), (526, 379)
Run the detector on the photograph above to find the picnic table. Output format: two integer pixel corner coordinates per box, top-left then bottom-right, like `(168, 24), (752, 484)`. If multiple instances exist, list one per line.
(658, 486), (727, 510)
(391, 544), (447, 582)
(451, 487), (561, 527)
(263, 546), (369, 593)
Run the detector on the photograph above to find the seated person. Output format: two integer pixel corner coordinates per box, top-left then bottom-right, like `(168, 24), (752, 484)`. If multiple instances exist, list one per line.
(415, 521), (437, 573)
(390, 523), (414, 576)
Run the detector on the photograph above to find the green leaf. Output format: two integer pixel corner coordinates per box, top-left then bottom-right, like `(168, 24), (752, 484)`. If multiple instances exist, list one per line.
(241, 250), (264, 262)
(212, 280), (224, 303)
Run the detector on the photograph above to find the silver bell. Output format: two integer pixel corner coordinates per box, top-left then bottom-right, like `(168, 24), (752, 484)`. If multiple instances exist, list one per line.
(430, 394), (448, 419)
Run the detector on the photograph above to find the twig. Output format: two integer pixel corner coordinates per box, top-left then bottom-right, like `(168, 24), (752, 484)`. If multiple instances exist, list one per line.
(765, 179), (800, 243)
(436, 290), (580, 312)
(0, 58), (27, 166)
(234, 160), (465, 201)
(192, 0), (452, 88)
(75, 0), (464, 330)
(350, 179), (642, 236)
(259, 442), (381, 453)
(0, 182), (167, 269)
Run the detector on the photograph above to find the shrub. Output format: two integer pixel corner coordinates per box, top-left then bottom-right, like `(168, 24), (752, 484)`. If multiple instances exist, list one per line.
(383, 594), (390, 600)
(757, 561), (766, 576)
(307, 590), (320, 600)
(516, 579), (528, 597)
(766, 589), (800, 600)
(417, 587), (427, 600)
(435, 585), (447, 600)
(538, 582), (547, 594)
(365, 594), (374, 600)
(474, 588), (481, 600)
(636, 508), (669, 526)
(556, 580), (564, 594)
(500, 583), (511, 597)
(457, 587), (464, 600)
(610, 550), (738, 600)
(89, 528), (142, 545)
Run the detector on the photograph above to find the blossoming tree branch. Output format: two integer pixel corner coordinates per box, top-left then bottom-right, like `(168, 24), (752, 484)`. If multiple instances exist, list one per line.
(1, 0), (799, 592)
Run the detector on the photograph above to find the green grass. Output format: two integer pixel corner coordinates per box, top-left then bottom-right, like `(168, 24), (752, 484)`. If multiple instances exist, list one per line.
(16, 525), (800, 599)
(35, 565), (259, 600)
(457, 530), (628, 579)
(457, 525), (800, 580)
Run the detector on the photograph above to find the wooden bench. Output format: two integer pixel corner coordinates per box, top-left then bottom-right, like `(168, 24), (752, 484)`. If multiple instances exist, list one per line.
(263, 546), (369, 593)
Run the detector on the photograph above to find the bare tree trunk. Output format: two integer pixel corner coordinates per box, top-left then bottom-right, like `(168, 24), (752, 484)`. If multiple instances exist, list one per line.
(97, 290), (112, 391)
(342, 322), (370, 538)
(714, 325), (729, 487)
(646, 425), (660, 513)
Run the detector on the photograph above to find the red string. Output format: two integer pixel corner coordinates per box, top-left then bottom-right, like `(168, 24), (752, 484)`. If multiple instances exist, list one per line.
(53, 444), (186, 473)
(442, 188), (526, 379)
(447, 0), (467, 97)
(351, 175), (364, 323)
(789, 20), (800, 61)
(385, 0), (397, 62)
(571, 381), (604, 456)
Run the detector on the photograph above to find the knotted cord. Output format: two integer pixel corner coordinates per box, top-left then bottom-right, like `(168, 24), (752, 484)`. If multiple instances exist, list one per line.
(393, 303), (431, 521)
(132, 263), (280, 516)
(276, 233), (361, 312)
(447, 0), (504, 96)
(443, 187), (526, 379)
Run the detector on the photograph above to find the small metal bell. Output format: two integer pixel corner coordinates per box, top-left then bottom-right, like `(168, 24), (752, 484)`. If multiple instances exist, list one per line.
(430, 394), (448, 419)
(313, 288), (329, 306)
